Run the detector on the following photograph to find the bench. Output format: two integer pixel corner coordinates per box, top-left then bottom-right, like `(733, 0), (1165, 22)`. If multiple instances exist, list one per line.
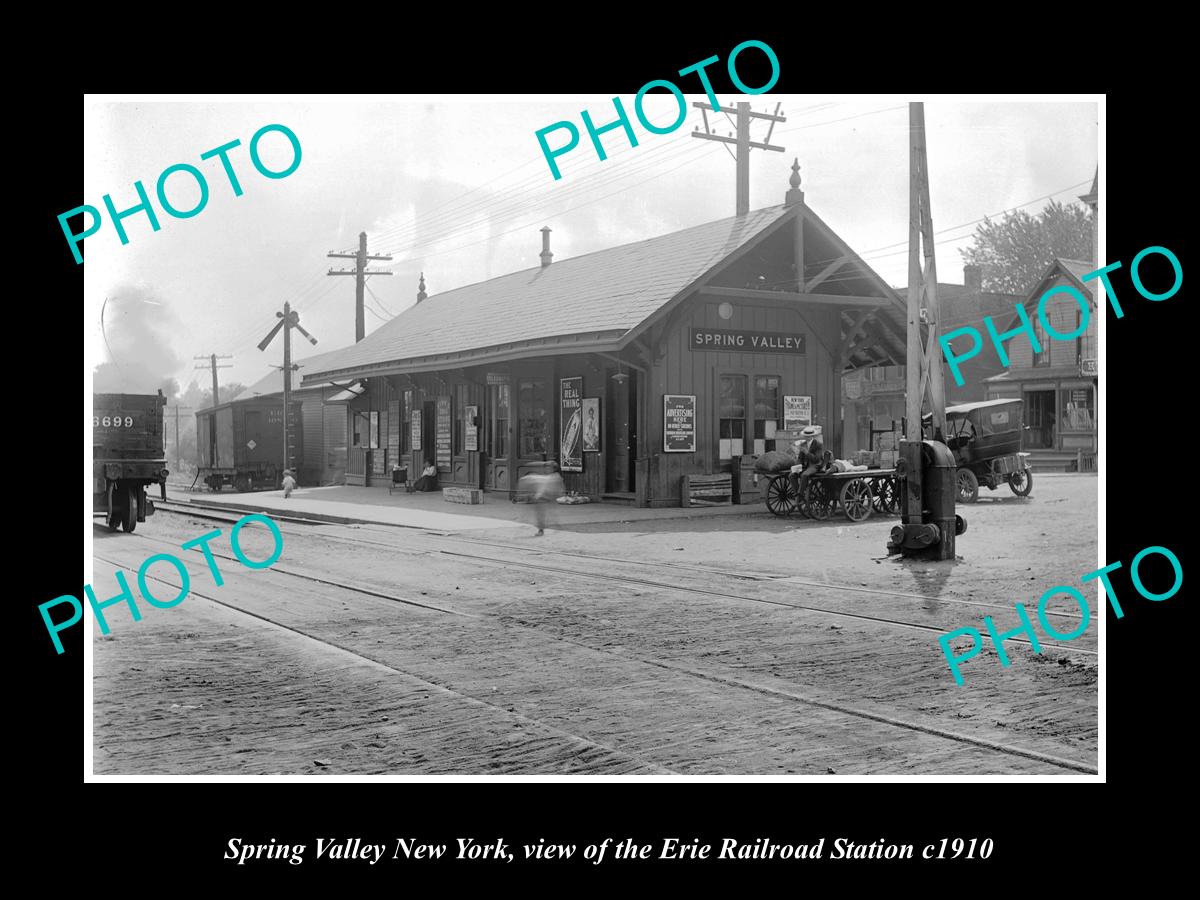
(681, 473), (733, 507)
(443, 486), (483, 505)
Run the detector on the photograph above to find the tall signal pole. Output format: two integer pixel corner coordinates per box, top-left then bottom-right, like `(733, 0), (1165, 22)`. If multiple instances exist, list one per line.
(194, 353), (232, 467)
(328, 232), (394, 342)
(904, 102), (948, 444)
(258, 301), (318, 480)
(167, 404), (192, 471)
(691, 100), (786, 215)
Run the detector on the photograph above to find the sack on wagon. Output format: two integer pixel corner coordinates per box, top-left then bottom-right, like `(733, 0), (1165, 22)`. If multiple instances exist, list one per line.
(754, 449), (798, 473)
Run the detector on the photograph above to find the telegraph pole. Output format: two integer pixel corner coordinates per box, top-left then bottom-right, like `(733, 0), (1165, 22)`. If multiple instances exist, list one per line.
(167, 404), (192, 471)
(194, 353), (233, 408)
(328, 232), (394, 342)
(194, 353), (232, 467)
(691, 101), (786, 215)
(258, 301), (318, 480)
(904, 102), (948, 443)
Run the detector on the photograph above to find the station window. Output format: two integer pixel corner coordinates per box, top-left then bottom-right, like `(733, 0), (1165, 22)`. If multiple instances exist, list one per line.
(719, 374), (747, 461)
(518, 379), (549, 458)
(753, 375), (780, 455)
(489, 383), (510, 458)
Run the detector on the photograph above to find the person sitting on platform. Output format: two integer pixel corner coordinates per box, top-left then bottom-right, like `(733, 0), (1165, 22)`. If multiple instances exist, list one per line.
(409, 460), (438, 492)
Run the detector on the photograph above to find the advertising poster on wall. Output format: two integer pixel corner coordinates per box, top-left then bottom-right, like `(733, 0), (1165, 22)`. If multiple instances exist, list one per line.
(560, 377), (583, 471)
(664, 394), (696, 452)
(465, 405), (478, 452)
(581, 398), (601, 452)
(435, 396), (451, 469)
(784, 395), (813, 431)
(410, 408), (421, 452)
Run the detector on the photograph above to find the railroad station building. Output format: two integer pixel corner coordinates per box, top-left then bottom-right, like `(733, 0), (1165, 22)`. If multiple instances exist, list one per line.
(303, 165), (909, 507)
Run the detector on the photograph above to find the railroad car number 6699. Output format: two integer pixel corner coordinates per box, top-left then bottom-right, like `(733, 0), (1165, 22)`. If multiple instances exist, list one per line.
(95, 416), (135, 427)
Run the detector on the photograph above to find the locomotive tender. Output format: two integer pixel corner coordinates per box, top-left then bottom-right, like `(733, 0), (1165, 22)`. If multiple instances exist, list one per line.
(93, 391), (169, 532)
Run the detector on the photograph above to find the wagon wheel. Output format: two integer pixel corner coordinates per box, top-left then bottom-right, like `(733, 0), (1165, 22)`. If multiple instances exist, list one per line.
(120, 485), (138, 533)
(1008, 468), (1033, 497)
(804, 480), (834, 521)
(764, 475), (797, 517)
(956, 468), (980, 504)
(872, 476), (899, 515)
(235, 475), (251, 493)
(840, 478), (874, 522)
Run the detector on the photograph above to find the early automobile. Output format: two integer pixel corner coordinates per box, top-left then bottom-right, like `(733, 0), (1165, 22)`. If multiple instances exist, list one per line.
(924, 399), (1033, 503)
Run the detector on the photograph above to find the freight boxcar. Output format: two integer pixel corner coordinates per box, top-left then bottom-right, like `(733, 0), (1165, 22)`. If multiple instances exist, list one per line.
(195, 397), (302, 492)
(93, 391), (169, 532)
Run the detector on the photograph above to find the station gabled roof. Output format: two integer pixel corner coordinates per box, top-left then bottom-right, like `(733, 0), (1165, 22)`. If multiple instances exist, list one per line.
(303, 200), (908, 384)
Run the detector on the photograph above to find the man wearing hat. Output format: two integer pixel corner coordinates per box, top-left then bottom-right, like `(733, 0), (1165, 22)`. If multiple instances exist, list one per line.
(788, 426), (824, 501)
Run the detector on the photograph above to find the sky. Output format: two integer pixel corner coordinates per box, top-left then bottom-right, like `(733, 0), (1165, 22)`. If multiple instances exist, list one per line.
(82, 95), (1098, 395)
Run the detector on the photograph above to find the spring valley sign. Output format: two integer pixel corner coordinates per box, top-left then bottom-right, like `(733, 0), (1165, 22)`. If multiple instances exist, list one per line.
(690, 328), (806, 354)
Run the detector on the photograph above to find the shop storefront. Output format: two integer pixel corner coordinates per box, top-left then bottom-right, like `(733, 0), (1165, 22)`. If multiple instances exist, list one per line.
(983, 259), (1098, 459)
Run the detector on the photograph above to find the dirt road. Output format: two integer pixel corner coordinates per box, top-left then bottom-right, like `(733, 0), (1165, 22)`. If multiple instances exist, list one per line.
(91, 474), (1098, 775)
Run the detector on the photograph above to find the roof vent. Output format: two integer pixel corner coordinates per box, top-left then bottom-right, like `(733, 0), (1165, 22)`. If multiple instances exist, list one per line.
(540, 227), (553, 268)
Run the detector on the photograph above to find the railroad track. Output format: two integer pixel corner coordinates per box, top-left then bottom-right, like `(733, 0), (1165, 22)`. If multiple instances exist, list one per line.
(91, 551), (677, 776)
(150, 500), (1091, 632)
(95, 525), (1099, 774)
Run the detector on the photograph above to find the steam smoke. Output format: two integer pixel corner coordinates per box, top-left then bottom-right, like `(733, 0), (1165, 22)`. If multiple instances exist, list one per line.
(92, 285), (182, 397)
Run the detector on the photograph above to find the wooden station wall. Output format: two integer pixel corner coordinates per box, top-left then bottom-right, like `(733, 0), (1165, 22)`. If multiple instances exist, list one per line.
(641, 294), (844, 506)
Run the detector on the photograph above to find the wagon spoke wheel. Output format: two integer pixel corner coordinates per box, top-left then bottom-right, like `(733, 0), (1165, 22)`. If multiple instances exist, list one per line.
(805, 480), (833, 521)
(1008, 468), (1033, 497)
(956, 468), (979, 504)
(872, 476), (899, 515)
(765, 475), (797, 517)
(840, 478), (874, 522)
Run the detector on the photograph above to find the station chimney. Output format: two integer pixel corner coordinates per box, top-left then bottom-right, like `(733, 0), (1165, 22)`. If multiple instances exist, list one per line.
(540, 227), (553, 268)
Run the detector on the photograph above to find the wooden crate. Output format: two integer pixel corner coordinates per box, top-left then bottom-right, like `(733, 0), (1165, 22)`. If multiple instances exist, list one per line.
(681, 474), (732, 507)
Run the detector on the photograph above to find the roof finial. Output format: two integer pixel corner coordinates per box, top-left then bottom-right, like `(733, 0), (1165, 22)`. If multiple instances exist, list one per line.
(416, 272), (427, 303)
(785, 158), (805, 207)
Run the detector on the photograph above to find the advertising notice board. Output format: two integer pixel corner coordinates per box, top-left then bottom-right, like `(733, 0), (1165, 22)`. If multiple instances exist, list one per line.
(435, 396), (452, 469)
(560, 377), (583, 472)
(465, 405), (478, 452)
(663, 394), (696, 452)
(410, 408), (421, 452)
(784, 395), (813, 431)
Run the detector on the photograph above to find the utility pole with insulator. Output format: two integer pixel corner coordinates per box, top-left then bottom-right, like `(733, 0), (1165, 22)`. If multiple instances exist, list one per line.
(690, 100), (786, 215)
(327, 232), (394, 342)
(258, 301), (318, 481)
(194, 353), (232, 467)
(167, 404), (192, 473)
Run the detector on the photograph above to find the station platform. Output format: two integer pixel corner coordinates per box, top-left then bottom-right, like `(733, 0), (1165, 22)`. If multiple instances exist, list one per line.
(168, 483), (765, 534)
